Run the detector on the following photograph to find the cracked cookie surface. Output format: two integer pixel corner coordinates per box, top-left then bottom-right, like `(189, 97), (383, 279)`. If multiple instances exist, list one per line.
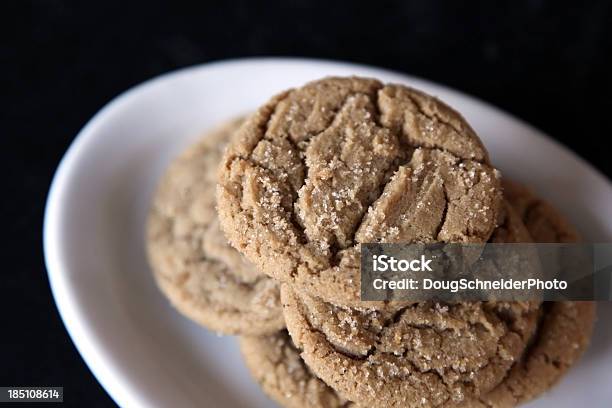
(146, 118), (284, 335)
(217, 77), (502, 306)
(280, 204), (540, 408)
(460, 301), (594, 408)
(244, 182), (592, 408)
(240, 330), (354, 408)
(460, 180), (595, 408)
(282, 291), (540, 408)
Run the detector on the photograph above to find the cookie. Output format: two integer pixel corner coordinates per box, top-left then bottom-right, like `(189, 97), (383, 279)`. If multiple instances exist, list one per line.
(217, 77), (503, 306)
(243, 181), (593, 407)
(460, 180), (596, 408)
(146, 118), (285, 335)
(282, 291), (540, 408)
(256, 303), (594, 408)
(279, 201), (541, 408)
(240, 330), (354, 408)
(461, 302), (595, 408)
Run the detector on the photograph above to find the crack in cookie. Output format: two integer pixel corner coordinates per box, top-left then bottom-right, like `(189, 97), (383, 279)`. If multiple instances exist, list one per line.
(282, 284), (540, 408)
(456, 180), (595, 407)
(279, 202), (541, 408)
(217, 77), (502, 306)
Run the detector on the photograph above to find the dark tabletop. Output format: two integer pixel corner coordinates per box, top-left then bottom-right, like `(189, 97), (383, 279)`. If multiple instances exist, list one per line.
(2, 1), (611, 406)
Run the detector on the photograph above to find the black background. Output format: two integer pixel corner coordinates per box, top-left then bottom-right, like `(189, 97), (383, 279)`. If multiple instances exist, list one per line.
(2, 1), (611, 406)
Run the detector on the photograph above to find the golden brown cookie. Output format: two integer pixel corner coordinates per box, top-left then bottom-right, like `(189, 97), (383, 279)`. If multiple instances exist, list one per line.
(460, 302), (595, 408)
(246, 303), (594, 408)
(282, 289), (540, 408)
(217, 77), (503, 307)
(243, 181), (593, 407)
(240, 330), (354, 408)
(279, 203), (541, 408)
(146, 118), (285, 335)
(459, 180), (595, 408)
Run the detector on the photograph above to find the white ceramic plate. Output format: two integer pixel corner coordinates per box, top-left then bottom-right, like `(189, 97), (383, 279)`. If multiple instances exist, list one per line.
(44, 58), (612, 407)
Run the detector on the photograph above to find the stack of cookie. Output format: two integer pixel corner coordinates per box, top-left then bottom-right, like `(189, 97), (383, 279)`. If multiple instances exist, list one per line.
(147, 77), (595, 408)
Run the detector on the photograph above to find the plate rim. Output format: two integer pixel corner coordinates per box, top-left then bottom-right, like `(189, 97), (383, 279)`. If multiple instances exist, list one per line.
(43, 57), (612, 407)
